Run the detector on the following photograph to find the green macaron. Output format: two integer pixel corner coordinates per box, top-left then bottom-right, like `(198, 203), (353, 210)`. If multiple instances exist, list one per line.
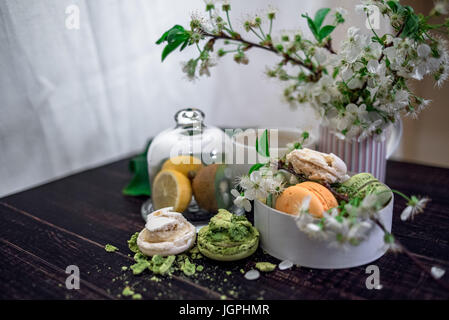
(197, 209), (259, 261)
(339, 173), (392, 207)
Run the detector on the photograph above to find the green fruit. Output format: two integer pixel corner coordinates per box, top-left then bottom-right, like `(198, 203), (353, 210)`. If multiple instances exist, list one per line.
(192, 164), (233, 212)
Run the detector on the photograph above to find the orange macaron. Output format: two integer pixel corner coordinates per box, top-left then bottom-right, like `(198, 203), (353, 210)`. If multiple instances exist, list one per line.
(275, 182), (338, 218)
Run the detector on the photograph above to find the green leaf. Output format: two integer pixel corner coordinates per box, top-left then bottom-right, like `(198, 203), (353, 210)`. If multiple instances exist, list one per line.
(156, 30), (170, 45)
(156, 25), (191, 61)
(387, 1), (400, 13)
(266, 194), (273, 208)
(166, 27), (188, 42)
(402, 14), (419, 38)
(314, 8), (331, 29)
(156, 25), (185, 44)
(122, 140), (152, 197)
(301, 131), (310, 140)
(180, 39), (190, 51)
(248, 163), (265, 175)
(256, 129), (270, 158)
(302, 13), (319, 40)
(161, 35), (190, 61)
(383, 233), (395, 244)
(318, 25), (335, 41)
(161, 39), (183, 61)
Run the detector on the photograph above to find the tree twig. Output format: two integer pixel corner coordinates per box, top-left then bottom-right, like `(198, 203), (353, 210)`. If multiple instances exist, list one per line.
(372, 217), (449, 292)
(200, 29), (321, 80)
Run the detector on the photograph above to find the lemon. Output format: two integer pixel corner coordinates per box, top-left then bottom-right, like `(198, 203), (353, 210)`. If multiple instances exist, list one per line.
(162, 156), (203, 179)
(152, 169), (192, 212)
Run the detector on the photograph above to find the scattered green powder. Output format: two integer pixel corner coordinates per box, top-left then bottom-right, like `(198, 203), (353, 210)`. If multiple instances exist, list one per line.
(104, 244), (119, 252)
(180, 257), (196, 276)
(196, 265), (204, 272)
(151, 255), (176, 275)
(220, 295), (227, 300)
(121, 266), (128, 271)
(132, 293), (142, 300)
(122, 286), (134, 296)
(189, 246), (200, 254)
(255, 262), (276, 272)
(240, 269), (245, 274)
(127, 232), (140, 253)
(225, 271), (232, 275)
(131, 259), (151, 275)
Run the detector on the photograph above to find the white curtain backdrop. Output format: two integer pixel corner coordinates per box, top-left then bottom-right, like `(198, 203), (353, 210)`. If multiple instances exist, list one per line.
(1, 0), (372, 197)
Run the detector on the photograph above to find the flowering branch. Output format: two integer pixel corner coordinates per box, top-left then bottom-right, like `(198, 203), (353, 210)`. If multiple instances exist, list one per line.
(199, 29), (318, 76)
(371, 216), (449, 291)
(157, 0), (449, 141)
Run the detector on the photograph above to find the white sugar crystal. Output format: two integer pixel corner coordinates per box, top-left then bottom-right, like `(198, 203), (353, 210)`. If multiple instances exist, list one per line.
(244, 269), (260, 280)
(278, 260), (293, 270)
(431, 266), (446, 279)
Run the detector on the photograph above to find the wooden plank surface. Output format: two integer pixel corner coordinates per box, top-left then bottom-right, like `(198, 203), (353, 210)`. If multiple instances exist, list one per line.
(0, 159), (448, 299)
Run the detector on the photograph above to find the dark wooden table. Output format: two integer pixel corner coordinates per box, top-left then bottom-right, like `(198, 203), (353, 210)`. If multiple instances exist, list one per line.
(1, 159), (448, 300)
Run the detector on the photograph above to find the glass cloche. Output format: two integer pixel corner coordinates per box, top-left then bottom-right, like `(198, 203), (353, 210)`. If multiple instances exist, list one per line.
(141, 108), (234, 224)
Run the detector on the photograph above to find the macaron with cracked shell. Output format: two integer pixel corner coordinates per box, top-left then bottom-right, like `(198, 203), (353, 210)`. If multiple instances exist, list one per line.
(286, 148), (349, 183)
(137, 207), (196, 256)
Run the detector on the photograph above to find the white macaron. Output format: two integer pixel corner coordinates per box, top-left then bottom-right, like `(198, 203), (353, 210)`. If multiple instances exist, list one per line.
(137, 207), (196, 256)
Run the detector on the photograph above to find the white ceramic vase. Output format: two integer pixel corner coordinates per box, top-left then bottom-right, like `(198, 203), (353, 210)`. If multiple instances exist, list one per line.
(318, 121), (402, 182)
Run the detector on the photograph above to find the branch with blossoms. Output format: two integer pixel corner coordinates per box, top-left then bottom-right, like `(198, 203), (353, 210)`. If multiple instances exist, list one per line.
(157, 0), (449, 141)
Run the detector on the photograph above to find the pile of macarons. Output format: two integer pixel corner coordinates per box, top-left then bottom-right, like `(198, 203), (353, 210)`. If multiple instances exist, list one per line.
(275, 148), (392, 217)
(136, 207), (259, 262)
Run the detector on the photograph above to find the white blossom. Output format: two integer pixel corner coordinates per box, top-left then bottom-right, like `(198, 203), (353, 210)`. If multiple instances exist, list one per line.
(231, 189), (252, 212)
(400, 196), (430, 221)
(238, 171), (268, 200)
(433, 0), (449, 15)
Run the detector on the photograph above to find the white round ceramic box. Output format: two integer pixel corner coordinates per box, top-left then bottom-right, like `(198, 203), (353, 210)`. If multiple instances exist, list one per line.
(254, 196), (394, 269)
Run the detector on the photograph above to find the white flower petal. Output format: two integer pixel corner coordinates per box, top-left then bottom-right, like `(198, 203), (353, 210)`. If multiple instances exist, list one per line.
(230, 189), (240, 198)
(367, 59), (379, 73)
(400, 206), (412, 221)
(244, 269), (260, 280)
(431, 266), (446, 279)
(417, 44), (431, 58)
(278, 260), (294, 270)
